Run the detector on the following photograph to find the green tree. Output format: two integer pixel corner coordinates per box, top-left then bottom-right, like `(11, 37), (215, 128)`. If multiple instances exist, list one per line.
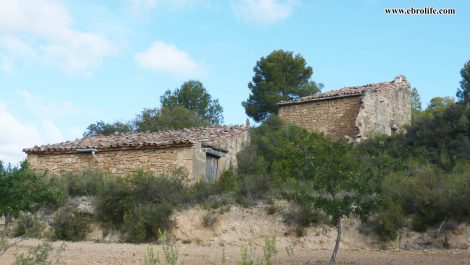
(306, 138), (368, 265)
(242, 50), (321, 122)
(411, 87), (422, 112)
(457, 59), (470, 102)
(0, 162), (61, 236)
(243, 117), (369, 264)
(134, 106), (208, 132)
(83, 121), (133, 137)
(160, 80), (223, 124)
(410, 87), (423, 122)
(426, 96), (455, 113)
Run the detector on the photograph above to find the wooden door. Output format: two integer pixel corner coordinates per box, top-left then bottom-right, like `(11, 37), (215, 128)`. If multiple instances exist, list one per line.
(205, 155), (218, 183)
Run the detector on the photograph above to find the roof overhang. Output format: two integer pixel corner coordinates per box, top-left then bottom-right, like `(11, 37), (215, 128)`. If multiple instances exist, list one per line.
(278, 93), (362, 106)
(24, 143), (195, 155)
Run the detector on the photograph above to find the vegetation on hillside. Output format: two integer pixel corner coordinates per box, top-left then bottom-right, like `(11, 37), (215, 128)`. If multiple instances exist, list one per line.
(3, 54), (470, 265)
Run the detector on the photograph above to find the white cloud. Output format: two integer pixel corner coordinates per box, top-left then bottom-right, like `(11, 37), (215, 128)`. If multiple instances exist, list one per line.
(1, 36), (36, 58)
(128, 0), (207, 12)
(20, 91), (79, 120)
(231, 0), (298, 24)
(135, 41), (202, 76)
(0, 0), (116, 75)
(0, 91), (87, 164)
(0, 102), (64, 165)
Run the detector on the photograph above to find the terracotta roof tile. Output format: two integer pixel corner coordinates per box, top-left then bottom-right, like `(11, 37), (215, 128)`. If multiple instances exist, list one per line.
(278, 76), (409, 105)
(24, 125), (247, 154)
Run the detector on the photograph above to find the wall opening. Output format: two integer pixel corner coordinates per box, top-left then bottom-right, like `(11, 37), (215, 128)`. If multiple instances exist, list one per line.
(205, 154), (218, 183)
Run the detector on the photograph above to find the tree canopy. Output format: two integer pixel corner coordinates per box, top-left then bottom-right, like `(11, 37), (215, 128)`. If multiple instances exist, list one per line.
(0, 161), (61, 223)
(410, 87), (422, 112)
(244, 116), (370, 264)
(83, 121), (133, 137)
(242, 50), (321, 122)
(160, 80), (223, 124)
(83, 80), (223, 136)
(426, 96), (455, 113)
(134, 106), (208, 132)
(457, 59), (470, 103)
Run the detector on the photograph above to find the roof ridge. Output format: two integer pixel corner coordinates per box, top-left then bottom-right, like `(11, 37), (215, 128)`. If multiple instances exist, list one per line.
(23, 124), (247, 154)
(278, 77), (409, 105)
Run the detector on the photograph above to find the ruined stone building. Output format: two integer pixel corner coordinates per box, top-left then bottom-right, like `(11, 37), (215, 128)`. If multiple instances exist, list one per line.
(278, 76), (411, 141)
(24, 125), (249, 183)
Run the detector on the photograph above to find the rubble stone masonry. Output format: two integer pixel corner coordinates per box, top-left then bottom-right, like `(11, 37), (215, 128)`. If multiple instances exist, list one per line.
(278, 78), (411, 140)
(278, 96), (362, 139)
(27, 146), (194, 178)
(26, 129), (249, 183)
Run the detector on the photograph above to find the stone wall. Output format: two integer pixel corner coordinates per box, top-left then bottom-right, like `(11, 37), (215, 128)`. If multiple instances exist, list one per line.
(356, 86), (411, 139)
(27, 131), (250, 183)
(278, 96), (362, 139)
(192, 131), (250, 181)
(27, 146), (195, 179)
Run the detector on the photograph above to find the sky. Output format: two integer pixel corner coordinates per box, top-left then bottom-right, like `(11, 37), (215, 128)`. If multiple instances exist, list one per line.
(1, 0), (469, 164)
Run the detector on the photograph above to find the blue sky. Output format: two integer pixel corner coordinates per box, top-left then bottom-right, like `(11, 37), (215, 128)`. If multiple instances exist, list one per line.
(1, 0), (469, 164)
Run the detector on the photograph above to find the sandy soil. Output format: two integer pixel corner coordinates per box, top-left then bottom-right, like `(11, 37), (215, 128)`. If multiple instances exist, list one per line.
(2, 203), (469, 264)
(1, 239), (469, 265)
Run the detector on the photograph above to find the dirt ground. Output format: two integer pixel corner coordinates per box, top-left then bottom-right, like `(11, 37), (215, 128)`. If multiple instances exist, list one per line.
(1, 239), (470, 265)
(2, 204), (470, 264)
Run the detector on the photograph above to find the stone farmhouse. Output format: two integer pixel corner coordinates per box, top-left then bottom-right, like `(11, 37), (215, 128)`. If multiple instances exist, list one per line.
(278, 76), (411, 141)
(23, 125), (249, 183)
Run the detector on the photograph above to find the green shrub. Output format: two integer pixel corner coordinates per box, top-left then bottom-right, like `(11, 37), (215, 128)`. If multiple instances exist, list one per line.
(263, 235), (277, 265)
(238, 242), (255, 265)
(142, 245), (160, 265)
(95, 176), (133, 226)
(51, 207), (90, 241)
(296, 204), (326, 227)
(381, 161), (470, 232)
(141, 238), (181, 265)
(238, 174), (272, 199)
(202, 210), (217, 227)
(62, 170), (105, 197)
(216, 170), (239, 193)
(123, 203), (173, 242)
(266, 204), (277, 215)
(129, 170), (186, 205)
(444, 162), (470, 220)
(236, 144), (268, 177)
(0, 161), (65, 221)
(161, 232), (180, 265)
(94, 171), (193, 241)
(295, 226), (305, 237)
(442, 236), (451, 249)
(13, 240), (53, 265)
(14, 213), (45, 238)
(373, 199), (406, 241)
(47, 176), (69, 208)
(185, 180), (217, 204)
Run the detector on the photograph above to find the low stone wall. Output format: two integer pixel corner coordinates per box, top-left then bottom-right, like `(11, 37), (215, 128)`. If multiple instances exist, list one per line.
(279, 96), (361, 139)
(27, 146), (195, 179)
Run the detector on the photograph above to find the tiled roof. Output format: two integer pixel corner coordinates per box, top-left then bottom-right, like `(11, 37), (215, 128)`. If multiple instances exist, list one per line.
(278, 76), (409, 105)
(24, 125), (247, 154)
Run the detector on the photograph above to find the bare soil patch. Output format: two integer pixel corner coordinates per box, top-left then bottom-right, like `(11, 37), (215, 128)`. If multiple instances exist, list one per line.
(1, 239), (469, 265)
